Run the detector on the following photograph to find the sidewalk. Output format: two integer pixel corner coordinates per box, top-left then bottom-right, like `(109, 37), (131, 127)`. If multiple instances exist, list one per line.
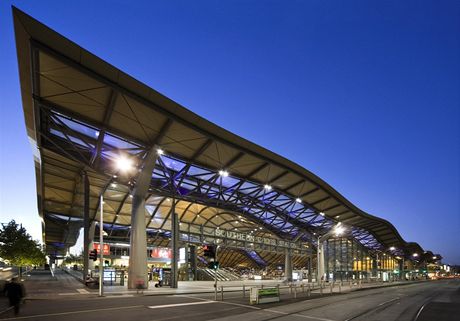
(28, 268), (427, 299)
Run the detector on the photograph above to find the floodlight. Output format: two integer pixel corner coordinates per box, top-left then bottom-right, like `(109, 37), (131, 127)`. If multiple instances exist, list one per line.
(115, 155), (134, 172)
(218, 170), (229, 177)
(334, 225), (345, 236)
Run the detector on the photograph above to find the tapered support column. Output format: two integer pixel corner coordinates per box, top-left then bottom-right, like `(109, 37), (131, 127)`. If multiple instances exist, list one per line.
(317, 240), (325, 283)
(128, 147), (158, 289)
(82, 172), (90, 281)
(189, 245), (197, 281)
(87, 221), (96, 273)
(307, 255), (312, 282)
(285, 248), (292, 282)
(171, 198), (179, 288)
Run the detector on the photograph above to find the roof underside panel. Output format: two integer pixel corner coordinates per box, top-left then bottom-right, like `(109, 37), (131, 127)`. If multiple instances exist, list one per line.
(13, 7), (424, 256)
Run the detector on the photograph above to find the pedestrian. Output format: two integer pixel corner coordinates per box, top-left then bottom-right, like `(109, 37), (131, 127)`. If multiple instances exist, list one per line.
(5, 277), (25, 315)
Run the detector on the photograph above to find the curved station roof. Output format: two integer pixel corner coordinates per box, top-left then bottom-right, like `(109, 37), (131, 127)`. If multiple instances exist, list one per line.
(13, 7), (425, 258)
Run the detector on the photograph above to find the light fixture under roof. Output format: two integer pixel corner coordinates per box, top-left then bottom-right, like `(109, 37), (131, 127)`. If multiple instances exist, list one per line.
(115, 155), (134, 172)
(296, 198), (302, 203)
(157, 148), (164, 155)
(218, 170), (229, 177)
(264, 184), (272, 190)
(334, 225), (345, 236)
(111, 183), (117, 188)
(319, 212), (325, 216)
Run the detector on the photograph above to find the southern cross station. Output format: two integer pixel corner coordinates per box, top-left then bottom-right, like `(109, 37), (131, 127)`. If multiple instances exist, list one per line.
(13, 8), (440, 290)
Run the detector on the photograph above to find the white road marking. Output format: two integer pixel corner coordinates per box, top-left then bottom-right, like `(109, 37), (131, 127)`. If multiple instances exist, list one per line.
(0, 305), (144, 320)
(265, 309), (288, 315)
(175, 294), (260, 310)
(77, 288), (90, 294)
(58, 292), (80, 296)
(218, 301), (261, 310)
(291, 314), (336, 321)
(148, 301), (215, 309)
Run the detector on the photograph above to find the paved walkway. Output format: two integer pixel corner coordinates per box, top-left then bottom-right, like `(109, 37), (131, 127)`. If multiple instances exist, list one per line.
(22, 268), (425, 300)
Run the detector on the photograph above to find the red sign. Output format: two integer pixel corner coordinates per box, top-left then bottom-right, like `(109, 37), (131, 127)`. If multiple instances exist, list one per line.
(93, 243), (110, 256)
(151, 247), (172, 259)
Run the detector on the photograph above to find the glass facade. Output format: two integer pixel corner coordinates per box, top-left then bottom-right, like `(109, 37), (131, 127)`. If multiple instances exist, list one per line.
(325, 237), (399, 281)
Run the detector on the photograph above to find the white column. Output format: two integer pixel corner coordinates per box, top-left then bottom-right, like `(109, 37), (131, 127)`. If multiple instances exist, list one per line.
(285, 248), (292, 282)
(317, 240), (325, 283)
(128, 147), (158, 289)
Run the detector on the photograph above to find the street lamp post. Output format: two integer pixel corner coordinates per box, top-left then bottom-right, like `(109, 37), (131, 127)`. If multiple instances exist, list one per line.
(99, 194), (104, 297)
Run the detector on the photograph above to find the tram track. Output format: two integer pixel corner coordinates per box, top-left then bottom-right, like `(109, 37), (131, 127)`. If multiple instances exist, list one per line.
(260, 281), (442, 321)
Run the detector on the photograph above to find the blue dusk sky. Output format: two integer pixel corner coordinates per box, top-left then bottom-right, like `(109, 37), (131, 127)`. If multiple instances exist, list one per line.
(0, 1), (459, 264)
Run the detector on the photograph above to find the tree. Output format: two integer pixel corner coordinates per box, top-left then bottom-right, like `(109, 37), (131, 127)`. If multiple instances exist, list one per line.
(0, 220), (46, 273)
(64, 253), (82, 265)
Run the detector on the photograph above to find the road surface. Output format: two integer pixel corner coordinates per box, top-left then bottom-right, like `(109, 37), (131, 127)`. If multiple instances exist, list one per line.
(0, 276), (458, 321)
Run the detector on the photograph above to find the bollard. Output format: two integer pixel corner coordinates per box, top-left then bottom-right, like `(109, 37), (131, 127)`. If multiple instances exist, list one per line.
(302, 283), (305, 293)
(307, 284), (311, 297)
(294, 285), (297, 298)
(350, 280), (352, 289)
(221, 286), (224, 301)
(214, 284), (218, 301)
(276, 284), (280, 297)
(330, 282), (333, 294)
(261, 284), (264, 289)
(289, 284), (292, 294)
(320, 284), (323, 295)
(243, 284), (246, 298)
(339, 282), (342, 293)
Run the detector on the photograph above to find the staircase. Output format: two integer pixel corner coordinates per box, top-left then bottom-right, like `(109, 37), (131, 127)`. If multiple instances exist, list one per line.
(197, 267), (241, 281)
(243, 249), (266, 267)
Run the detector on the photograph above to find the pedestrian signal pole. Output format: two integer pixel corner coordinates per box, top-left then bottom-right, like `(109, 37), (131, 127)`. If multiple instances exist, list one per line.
(99, 194), (104, 297)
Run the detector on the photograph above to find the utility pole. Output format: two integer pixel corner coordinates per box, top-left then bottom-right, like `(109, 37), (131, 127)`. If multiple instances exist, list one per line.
(99, 194), (104, 297)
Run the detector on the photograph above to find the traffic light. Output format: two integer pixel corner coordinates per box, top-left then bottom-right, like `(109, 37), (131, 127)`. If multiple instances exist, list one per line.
(203, 245), (216, 259)
(89, 249), (98, 261)
(208, 261), (219, 270)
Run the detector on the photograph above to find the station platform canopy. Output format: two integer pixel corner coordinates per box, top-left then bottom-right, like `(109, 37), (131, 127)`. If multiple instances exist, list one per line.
(13, 7), (425, 258)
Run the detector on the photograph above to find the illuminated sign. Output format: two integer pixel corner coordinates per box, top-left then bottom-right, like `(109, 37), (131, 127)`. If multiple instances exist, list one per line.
(151, 247), (172, 259)
(93, 243), (110, 255)
(214, 228), (297, 248)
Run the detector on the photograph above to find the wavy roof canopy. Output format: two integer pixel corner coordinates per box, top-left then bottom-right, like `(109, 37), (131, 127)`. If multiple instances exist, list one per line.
(13, 7), (424, 256)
